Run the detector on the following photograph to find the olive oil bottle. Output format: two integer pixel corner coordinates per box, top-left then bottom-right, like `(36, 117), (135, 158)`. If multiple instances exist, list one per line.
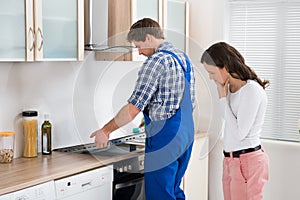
(41, 114), (52, 155)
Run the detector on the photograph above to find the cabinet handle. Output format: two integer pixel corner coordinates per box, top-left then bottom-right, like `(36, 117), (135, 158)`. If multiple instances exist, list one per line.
(29, 27), (35, 51)
(37, 27), (43, 51)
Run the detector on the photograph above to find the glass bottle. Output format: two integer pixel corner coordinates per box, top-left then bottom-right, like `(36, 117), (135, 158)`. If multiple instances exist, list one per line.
(41, 114), (52, 155)
(22, 111), (38, 157)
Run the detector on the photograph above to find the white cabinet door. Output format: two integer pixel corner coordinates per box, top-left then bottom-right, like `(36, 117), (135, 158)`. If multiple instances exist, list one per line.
(164, 0), (189, 53)
(132, 0), (162, 23)
(184, 135), (209, 200)
(131, 0), (162, 61)
(0, 0), (27, 61)
(40, 0), (84, 61)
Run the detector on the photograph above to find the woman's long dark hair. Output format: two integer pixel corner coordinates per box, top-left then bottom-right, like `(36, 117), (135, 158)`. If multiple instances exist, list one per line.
(201, 42), (269, 89)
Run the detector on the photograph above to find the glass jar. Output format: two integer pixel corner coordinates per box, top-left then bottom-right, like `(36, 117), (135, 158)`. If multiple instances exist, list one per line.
(22, 110), (38, 158)
(0, 131), (15, 163)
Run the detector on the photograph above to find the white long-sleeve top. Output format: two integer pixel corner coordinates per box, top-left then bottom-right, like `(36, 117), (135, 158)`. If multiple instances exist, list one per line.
(222, 80), (267, 152)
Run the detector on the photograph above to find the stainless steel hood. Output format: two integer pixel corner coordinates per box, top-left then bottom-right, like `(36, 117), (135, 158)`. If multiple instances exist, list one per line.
(84, 0), (108, 50)
(84, 0), (134, 53)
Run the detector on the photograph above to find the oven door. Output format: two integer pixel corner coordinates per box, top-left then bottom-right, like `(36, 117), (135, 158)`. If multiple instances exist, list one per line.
(113, 172), (145, 200)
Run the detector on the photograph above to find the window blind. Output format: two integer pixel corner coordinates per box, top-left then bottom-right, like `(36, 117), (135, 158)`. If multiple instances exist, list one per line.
(228, 0), (300, 141)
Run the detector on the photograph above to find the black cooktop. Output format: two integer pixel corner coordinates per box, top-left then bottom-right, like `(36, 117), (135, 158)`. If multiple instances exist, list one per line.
(54, 132), (146, 154)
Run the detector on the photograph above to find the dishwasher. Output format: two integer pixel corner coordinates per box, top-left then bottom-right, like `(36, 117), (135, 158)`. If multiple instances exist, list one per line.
(54, 165), (113, 200)
(0, 181), (56, 200)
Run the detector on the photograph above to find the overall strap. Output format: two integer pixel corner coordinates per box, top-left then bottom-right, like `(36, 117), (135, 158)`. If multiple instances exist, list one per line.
(159, 49), (191, 82)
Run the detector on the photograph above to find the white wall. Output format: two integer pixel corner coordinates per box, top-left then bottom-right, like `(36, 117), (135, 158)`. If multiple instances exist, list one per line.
(0, 52), (144, 157)
(187, 0), (227, 199)
(187, 1), (300, 200)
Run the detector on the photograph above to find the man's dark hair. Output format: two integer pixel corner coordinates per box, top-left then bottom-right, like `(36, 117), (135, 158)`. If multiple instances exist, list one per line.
(127, 18), (164, 42)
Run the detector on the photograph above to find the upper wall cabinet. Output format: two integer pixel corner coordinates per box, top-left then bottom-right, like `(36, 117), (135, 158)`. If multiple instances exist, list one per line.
(132, 0), (162, 24)
(0, 0), (26, 61)
(130, 0), (163, 61)
(94, 0), (188, 61)
(41, 0), (84, 61)
(0, 0), (84, 62)
(164, 0), (189, 53)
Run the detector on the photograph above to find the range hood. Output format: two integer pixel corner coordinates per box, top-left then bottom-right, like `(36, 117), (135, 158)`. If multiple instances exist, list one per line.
(84, 0), (134, 52)
(84, 0), (108, 50)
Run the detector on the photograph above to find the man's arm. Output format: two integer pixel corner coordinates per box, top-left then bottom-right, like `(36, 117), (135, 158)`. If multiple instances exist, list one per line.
(90, 103), (141, 148)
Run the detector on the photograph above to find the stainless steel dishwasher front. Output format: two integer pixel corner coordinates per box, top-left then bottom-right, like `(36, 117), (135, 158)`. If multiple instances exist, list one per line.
(54, 165), (113, 200)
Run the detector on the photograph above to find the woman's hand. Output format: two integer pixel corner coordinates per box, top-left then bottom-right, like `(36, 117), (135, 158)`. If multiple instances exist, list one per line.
(216, 75), (230, 98)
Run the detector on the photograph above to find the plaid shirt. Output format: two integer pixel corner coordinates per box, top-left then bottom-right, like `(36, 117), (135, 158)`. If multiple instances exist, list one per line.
(128, 42), (195, 121)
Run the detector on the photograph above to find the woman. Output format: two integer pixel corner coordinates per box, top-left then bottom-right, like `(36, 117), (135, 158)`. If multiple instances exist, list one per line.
(201, 42), (269, 200)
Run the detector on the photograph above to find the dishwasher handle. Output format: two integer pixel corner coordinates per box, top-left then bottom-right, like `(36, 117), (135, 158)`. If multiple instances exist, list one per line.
(81, 181), (92, 188)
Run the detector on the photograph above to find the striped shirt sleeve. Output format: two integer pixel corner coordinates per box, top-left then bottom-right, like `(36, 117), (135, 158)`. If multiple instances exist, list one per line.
(128, 56), (163, 111)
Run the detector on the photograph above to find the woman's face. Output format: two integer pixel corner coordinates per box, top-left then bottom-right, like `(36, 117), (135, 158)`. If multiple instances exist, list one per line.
(203, 62), (228, 85)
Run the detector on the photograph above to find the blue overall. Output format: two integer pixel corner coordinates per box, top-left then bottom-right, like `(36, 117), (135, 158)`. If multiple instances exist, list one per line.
(143, 50), (194, 200)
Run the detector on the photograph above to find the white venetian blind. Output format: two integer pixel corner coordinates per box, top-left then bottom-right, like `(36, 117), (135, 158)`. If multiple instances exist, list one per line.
(228, 0), (300, 141)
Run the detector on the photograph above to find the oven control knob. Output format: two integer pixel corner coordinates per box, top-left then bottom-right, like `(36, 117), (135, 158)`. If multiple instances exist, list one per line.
(119, 167), (123, 173)
(128, 164), (132, 171)
(140, 160), (144, 167)
(124, 166), (128, 172)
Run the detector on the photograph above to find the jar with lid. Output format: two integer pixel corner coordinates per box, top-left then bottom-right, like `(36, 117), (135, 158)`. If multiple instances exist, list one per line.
(0, 131), (15, 163)
(22, 110), (38, 158)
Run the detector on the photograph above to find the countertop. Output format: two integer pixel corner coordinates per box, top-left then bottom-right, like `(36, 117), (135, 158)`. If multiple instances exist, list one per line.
(0, 131), (207, 195)
(0, 148), (144, 195)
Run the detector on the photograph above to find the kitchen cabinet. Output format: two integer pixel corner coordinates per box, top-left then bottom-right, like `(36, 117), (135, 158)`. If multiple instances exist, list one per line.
(183, 134), (208, 200)
(131, 0), (163, 61)
(94, 0), (189, 61)
(0, 0), (26, 61)
(0, 0), (84, 62)
(164, 0), (189, 53)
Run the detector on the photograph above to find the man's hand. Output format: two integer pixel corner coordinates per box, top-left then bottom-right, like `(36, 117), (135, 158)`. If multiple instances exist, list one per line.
(90, 129), (109, 148)
(90, 103), (141, 148)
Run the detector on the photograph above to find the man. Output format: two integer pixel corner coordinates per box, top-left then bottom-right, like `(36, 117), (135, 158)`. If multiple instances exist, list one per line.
(90, 18), (195, 200)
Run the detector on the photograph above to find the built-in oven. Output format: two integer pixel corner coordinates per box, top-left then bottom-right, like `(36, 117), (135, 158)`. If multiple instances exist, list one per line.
(113, 154), (145, 200)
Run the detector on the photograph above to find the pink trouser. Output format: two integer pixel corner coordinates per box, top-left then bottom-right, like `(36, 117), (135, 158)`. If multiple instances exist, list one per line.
(223, 148), (269, 200)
